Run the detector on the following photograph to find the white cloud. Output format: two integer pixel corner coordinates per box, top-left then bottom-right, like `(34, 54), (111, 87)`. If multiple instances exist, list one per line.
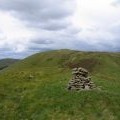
(72, 0), (120, 42)
(0, 11), (35, 53)
(0, 0), (120, 58)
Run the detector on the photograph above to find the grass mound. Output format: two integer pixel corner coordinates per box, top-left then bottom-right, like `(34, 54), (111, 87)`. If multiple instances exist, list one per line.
(0, 49), (120, 120)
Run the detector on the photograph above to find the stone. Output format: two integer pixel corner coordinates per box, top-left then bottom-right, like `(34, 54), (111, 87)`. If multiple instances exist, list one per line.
(67, 67), (96, 91)
(28, 74), (34, 79)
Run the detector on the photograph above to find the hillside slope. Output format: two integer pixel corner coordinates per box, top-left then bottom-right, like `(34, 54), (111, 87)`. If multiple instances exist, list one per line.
(0, 49), (120, 120)
(0, 58), (19, 71)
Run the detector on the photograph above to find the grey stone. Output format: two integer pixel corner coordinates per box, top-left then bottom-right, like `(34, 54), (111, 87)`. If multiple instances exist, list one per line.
(67, 67), (96, 91)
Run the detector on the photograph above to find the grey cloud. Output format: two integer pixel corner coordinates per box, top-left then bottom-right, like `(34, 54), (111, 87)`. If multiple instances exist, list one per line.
(28, 46), (53, 52)
(72, 36), (120, 52)
(29, 28), (120, 52)
(65, 27), (81, 35)
(27, 45), (54, 54)
(97, 42), (120, 52)
(0, 51), (33, 59)
(0, 46), (47, 59)
(0, 0), (75, 32)
(30, 38), (54, 45)
(28, 19), (70, 31)
(40, 20), (70, 31)
(67, 38), (101, 52)
(112, 0), (120, 6)
(0, 0), (75, 23)
(107, 24), (120, 50)
(0, 47), (11, 52)
(26, 37), (55, 52)
(0, 0), (120, 59)
(110, 24), (120, 36)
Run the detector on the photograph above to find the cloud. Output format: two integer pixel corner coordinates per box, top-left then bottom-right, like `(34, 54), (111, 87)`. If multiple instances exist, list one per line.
(30, 38), (54, 45)
(0, 0), (120, 59)
(0, 49), (33, 59)
(0, 0), (75, 28)
(39, 19), (70, 31)
(112, 0), (120, 6)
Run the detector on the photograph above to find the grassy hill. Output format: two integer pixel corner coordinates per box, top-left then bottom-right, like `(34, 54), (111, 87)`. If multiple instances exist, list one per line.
(0, 58), (19, 71)
(0, 49), (120, 120)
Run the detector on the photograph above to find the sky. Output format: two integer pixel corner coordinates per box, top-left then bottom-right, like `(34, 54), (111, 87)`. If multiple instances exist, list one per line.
(0, 0), (120, 58)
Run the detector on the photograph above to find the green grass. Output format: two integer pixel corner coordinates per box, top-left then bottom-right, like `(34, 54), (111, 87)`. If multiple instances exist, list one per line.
(0, 49), (120, 120)
(0, 58), (19, 71)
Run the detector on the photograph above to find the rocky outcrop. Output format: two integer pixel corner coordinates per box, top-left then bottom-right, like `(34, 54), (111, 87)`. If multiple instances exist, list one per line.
(67, 67), (96, 90)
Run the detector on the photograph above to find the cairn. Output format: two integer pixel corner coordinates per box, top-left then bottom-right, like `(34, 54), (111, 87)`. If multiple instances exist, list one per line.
(67, 67), (96, 90)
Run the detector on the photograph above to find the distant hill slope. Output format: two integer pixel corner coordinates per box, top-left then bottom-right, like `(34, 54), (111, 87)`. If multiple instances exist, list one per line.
(5, 49), (120, 73)
(0, 58), (20, 70)
(0, 49), (120, 120)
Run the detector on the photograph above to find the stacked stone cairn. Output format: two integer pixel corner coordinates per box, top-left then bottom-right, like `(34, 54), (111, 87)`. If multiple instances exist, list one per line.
(67, 67), (96, 90)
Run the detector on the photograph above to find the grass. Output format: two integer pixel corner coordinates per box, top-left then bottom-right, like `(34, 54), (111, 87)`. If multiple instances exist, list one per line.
(0, 58), (19, 71)
(0, 49), (120, 120)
